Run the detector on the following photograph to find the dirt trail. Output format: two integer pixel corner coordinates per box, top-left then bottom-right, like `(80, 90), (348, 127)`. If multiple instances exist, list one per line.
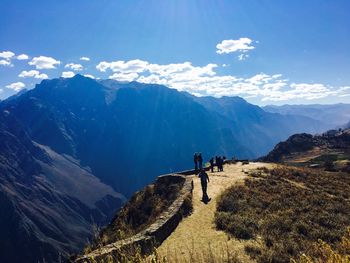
(155, 162), (272, 262)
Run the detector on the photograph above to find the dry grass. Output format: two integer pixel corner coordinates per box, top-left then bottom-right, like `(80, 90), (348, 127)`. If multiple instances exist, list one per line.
(91, 178), (184, 249)
(292, 227), (350, 263)
(215, 166), (350, 263)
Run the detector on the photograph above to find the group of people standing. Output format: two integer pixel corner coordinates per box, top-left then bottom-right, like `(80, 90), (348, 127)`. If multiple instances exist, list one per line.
(193, 153), (226, 172)
(209, 156), (226, 172)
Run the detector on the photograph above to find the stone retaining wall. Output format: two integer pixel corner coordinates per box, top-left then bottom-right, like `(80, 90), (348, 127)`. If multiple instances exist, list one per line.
(74, 173), (194, 263)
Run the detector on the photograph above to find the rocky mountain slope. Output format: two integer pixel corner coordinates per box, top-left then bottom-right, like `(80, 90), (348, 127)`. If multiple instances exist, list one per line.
(261, 128), (350, 170)
(0, 110), (124, 262)
(195, 96), (328, 157)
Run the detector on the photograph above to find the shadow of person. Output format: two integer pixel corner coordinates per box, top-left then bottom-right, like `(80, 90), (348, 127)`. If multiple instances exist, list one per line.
(201, 195), (211, 204)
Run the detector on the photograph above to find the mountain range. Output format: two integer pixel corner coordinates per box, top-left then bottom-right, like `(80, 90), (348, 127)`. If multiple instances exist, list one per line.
(0, 74), (349, 262)
(263, 103), (350, 127)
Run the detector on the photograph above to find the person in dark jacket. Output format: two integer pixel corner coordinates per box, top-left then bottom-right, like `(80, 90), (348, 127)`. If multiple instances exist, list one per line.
(198, 168), (210, 203)
(218, 156), (224, 172)
(193, 152), (198, 171)
(209, 157), (214, 172)
(198, 153), (203, 169)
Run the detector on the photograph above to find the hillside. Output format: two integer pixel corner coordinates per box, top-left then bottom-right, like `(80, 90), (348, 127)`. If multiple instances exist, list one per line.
(0, 75), (338, 262)
(261, 128), (350, 172)
(195, 96), (328, 156)
(75, 162), (273, 262)
(0, 110), (124, 262)
(76, 160), (350, 263)
(215, 165), (350, 263)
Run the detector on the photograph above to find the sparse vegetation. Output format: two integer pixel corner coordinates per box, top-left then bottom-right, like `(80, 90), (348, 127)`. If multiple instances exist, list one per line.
(92, 177), (184, 248)
(292, 227), (350, 263)
(215, 166), (350, 263)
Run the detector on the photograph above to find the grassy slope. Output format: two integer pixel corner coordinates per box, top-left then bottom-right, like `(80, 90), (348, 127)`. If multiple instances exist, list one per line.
(215, 166), (350, 263)
(88, 178), (184, 251)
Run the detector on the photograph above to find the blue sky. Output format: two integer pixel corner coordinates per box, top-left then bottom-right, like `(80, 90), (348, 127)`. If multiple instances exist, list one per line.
(0, 0), (349, 105)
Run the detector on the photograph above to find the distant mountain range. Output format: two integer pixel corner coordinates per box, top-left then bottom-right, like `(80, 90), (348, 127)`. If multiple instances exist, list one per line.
(0, 75), (348, 262)
(263, 103), (350, 127)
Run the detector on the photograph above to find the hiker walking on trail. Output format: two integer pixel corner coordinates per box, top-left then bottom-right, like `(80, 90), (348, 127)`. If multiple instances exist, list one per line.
(194, 152), (198, 171)
(198, 168), (210, 203)
(198, 153), (203, 169)
(209, 157), (214, 172)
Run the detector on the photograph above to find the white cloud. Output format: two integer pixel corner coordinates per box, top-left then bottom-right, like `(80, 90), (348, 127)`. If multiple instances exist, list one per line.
(216, 38), (255, 54)
(80, 56), (90, 61)
(0, 51), (15, 59)
(61, 71), (75, 78)
(0, 60), (12, 67)
(6, 82), (25, 92)
(65, 63), (83, 71)
(17, 54), (29, 60)
(18, 70), (48, 79)
(109, 72), (139, 82)
(96, 59), (149, 73)
(84, 74), (95, 79)
(0, 51), (15, 66)
(29, 56), (60, 69)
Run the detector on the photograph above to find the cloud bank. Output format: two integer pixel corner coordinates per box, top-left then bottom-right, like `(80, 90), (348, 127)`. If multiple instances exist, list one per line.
(96, 59), (349, 102)
(1, 48), (348, 103)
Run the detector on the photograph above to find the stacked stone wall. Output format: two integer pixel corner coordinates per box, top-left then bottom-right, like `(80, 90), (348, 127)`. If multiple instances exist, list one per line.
(74, 173), (194, 263)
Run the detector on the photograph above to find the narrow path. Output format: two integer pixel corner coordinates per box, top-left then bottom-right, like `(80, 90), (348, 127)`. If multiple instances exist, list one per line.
(155, 162), (272, 263)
